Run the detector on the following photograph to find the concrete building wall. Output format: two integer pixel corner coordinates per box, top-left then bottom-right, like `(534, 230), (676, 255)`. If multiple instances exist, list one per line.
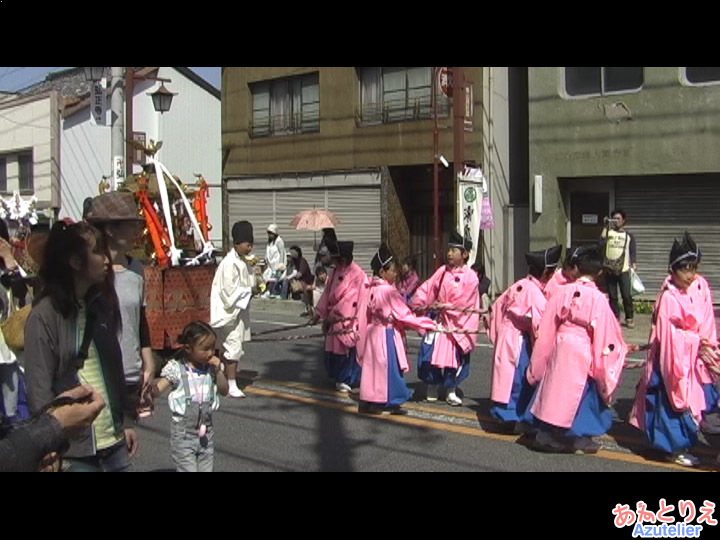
(528, 67), (720, 248)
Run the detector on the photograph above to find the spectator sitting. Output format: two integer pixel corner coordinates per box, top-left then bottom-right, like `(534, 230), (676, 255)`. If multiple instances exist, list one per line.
(282, 246), (314, 312)
(311, 265), (328, 316)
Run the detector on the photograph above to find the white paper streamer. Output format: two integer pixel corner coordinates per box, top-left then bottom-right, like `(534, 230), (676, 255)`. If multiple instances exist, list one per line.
(149, 157), (214, 266)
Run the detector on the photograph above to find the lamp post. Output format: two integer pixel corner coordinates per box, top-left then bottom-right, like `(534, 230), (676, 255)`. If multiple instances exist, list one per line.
(83, 67), (175, 186)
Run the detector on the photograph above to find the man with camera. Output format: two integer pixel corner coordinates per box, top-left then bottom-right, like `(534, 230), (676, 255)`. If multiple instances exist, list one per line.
(601, 209), (637, 328)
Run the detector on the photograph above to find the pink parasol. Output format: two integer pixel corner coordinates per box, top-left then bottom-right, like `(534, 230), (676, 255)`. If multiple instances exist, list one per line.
(289, 209), (341, 231)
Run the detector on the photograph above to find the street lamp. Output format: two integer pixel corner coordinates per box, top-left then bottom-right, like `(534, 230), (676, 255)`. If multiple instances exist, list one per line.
(83, 67), (105, 83)
(82, 67), (176, 179)
(149, 83), (177, 114)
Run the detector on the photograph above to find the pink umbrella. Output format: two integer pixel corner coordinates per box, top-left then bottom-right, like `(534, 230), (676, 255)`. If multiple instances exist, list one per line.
(289, 209), (341, 231)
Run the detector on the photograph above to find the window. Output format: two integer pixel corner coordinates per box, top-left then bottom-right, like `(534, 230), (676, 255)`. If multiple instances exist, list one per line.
(564, 67), (643, 97)
(357, 67), (450, 124)
(18, 152), (33, 192)
(250, 73), (319, 137)
(0, 157), (6, 192)
(684, 67), (720, 85)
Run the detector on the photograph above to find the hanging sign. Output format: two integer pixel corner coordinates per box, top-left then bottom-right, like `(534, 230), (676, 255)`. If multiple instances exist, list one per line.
(90, 78), (106, 126)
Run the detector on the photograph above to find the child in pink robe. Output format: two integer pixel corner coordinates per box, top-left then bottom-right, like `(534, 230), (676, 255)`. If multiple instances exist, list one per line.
(311, 240), (368, 393)
(526, 244), (628, 454)
(628, 232), (719, 467)
(356, 245), (437, 415)
(543, 246), (581, 299)
(409, 231), (479, 406)
(489, 245), (561, 430)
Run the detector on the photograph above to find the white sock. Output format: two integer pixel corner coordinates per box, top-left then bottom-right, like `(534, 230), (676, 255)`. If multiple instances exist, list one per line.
(229, 379), (239, 392)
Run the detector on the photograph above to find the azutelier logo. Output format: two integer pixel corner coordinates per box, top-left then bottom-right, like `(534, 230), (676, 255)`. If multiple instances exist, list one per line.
(613, 500), (717, 538)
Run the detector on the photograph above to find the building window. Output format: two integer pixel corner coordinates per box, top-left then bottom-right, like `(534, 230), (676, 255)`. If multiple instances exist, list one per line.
(0, 157), (6, 192)
(356, 67), (450, 125)
(684, 67), (720, 85)
(18, 152), (33, 192)
(249, 73), (319, 137)
(564, 67), (643, 97)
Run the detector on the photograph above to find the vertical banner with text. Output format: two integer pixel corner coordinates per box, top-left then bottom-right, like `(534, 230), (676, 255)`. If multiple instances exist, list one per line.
(457, 166), (487, 266)
(90, 78), (107, 126)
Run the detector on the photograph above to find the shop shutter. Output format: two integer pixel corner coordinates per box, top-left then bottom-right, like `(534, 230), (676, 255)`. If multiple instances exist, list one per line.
(225, 185), (274, 251)
(327, 186), (381, 274)
(615, 175), (720, 297)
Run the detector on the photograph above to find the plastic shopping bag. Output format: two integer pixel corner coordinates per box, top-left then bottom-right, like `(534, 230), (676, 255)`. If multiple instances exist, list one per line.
(630, 269), (645, 296)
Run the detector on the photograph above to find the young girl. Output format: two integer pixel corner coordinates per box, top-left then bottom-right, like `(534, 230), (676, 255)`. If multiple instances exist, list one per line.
(150, 321), (229, 472)
(24, 221), (138, 472)
(526, 245), (628, 454)
(311, 240), (367, 393)
(543, 246), (582, 299)
(489, 245), (561, 430)
(628, 232), (719, 467)
(355, 245), (437, 415)
(409, 231), (480, 406)
(396, 256), (420, 304)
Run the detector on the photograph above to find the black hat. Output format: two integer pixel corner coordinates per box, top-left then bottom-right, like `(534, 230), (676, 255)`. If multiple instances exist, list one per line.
(325, 239), (340, 257)
(232, 221), (254, 245)
(448, 230), (472, 252)
(337, 241), (354, 261)
(669, 231), (701, 270)
(371, 243), (394, 273)
(525, 245), (562, 275)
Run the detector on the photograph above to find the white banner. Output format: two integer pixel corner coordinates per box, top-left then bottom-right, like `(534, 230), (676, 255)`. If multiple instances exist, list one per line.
(90, 78), (106, 126)
(112, 155), (124, 190)
(457, 166), (487, 266)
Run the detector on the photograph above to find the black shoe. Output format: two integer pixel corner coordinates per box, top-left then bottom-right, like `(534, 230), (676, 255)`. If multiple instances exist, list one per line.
(358, 402), (382, 415)
(389, 406), (408, 416)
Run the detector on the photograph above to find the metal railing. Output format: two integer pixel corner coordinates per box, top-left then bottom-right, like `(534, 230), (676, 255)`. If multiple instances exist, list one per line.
(250, 110), (320, 138)
(355, 96), (451, 126)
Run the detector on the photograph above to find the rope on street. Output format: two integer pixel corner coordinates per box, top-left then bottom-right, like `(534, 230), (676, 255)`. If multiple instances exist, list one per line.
(250, 328), (354, 343)
(415, 304), (489, 316)
(251, 321), (315, 337)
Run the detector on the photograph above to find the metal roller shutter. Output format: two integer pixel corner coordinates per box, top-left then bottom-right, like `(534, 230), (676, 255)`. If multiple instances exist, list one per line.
(327, 186), (381, 274)
(615, 175), (720, 298)
(225, 188), (274, 252)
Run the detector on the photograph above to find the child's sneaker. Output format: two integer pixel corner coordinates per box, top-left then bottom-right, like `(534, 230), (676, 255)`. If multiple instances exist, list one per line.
(425, 384), (438, 402)
(669, 452), (700, 467)
(336, 382), (352, 393)
(446, 392), (462, 407)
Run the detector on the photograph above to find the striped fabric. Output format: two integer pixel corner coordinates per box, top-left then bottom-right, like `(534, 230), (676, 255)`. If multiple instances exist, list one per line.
(76, 304), (123, 451)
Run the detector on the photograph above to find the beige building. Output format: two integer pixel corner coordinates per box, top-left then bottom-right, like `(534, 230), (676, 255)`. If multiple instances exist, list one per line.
(222, 67), (524, 290)
(0, 91), (61, 212)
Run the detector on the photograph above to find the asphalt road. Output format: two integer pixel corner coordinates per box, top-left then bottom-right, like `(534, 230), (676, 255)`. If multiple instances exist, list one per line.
(130, 310), (720, 472)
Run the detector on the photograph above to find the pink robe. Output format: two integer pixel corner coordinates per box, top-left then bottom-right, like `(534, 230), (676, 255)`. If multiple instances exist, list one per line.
(356, 277), (437, 403)
(489, 276), (547, 404)
(543, 268), (572, 299)
(629, 275), (717, 429)
(527, 279), (628, 428)
(314, 262), (368, 355)
(409, 264), (480, 369)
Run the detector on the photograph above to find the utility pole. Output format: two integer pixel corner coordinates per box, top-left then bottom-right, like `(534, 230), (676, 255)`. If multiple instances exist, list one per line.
(432, 68), (440, 270)
(452, 66), (466, 231)
(110, 67), (125, 190)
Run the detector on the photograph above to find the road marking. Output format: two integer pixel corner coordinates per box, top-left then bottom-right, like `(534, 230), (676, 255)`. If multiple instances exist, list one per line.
(243, 380), (710, 472)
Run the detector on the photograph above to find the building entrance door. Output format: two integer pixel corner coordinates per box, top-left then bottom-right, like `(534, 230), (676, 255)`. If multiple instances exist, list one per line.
(570, 192), (609, 246)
